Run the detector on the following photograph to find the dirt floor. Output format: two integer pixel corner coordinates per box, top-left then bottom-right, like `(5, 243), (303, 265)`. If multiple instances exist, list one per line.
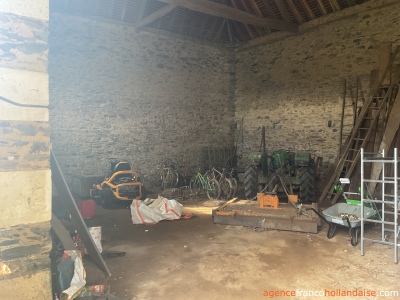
(81, 189), (400, 300)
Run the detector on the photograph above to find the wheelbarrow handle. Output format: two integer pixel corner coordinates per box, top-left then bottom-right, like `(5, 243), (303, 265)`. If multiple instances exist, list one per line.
(305, 208), (330, 226)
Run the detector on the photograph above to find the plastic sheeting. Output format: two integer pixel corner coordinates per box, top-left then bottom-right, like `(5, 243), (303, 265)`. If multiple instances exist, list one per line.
(131, 196), (183, 225)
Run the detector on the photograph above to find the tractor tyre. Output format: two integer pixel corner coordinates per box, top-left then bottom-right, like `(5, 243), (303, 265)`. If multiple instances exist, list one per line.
(101, 187), (115, 209)
(244, 164), (259, 200)
(299, 164), (316, 204)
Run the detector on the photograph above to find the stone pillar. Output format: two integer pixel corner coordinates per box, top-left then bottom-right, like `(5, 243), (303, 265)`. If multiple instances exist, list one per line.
(0, 1), (52, 299)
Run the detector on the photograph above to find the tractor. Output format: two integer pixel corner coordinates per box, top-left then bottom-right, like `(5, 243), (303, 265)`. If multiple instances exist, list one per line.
(243, 128), (316, 204)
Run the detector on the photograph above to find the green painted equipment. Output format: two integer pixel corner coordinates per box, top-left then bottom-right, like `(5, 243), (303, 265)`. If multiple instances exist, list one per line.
(243, 127), (316, 203)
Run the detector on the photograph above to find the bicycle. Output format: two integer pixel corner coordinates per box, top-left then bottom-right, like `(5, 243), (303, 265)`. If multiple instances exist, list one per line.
(150, 159), (179, 189)
(222, 167), (238, 198)
(223, 155), (239, 198)
(189, 167), (221, 200)
(206, 166), (233, 200)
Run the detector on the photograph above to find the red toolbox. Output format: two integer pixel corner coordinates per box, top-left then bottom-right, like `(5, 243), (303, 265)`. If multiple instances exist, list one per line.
(78, 199), (96, 219)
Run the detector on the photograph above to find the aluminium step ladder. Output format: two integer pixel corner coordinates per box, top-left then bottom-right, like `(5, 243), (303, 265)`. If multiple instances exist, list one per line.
(360, 148), (399, 264)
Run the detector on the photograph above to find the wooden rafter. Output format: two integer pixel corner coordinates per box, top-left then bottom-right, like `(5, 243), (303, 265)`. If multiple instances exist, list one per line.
(264, 1), (277, 18)
(316, 0), (328, 15)
(136, 4), (177, 28)
(232, 0), (257, 38)
(328, 0), (341, 11)
(287, 0), (305, 23)
(248, 0), (271, 33)
(167, 4), (179, 30)
(274, 0), (292, 23)
(215, 19), (226, 41)
(136, 0), (148, 23)
(157, 0), (298, 32)
(121, 0), (127, 20)
(232, 19), (247, 42)
(179, 5), (189, 33)
(238, 0), (262, 36)
(226, 19), (233, 43)
(299, 0), (315, 20)
(205, 16), (218, 39)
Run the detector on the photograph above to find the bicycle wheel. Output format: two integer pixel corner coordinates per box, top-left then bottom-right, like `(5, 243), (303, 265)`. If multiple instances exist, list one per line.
(150, 173), (163, 189)
(163, 171), (173, 188)
(206, 178), (221, 200)
(219, 178), (233, 200)
(190, 177), (201, 196)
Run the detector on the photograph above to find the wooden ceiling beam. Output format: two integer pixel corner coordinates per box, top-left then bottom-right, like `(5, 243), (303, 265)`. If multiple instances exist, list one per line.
(274, 0), (292, 23)
(135, 4), (177, 28)
(299, 0), (315, 20)
(248, 0), (271, 33)
(316, 0), (328, 15)
(287, 0), (305, 23)
(328, 0), (341, 11)
(232, 0), (254, 39)
(156, 0), (298, 32)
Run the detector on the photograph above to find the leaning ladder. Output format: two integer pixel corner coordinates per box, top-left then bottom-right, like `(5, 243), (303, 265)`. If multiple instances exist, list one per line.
(318, 48), (400, 204)
(361, 148), (399, 264)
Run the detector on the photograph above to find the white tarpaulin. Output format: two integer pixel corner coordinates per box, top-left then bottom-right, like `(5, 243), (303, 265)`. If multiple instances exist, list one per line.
(130, 196), (183, 225)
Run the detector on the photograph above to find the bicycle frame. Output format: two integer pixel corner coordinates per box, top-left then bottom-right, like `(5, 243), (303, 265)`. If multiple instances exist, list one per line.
(192, 170), (213, 191)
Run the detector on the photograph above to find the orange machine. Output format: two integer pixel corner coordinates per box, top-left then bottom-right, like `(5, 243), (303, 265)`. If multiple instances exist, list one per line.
(90, 159), (145, 208)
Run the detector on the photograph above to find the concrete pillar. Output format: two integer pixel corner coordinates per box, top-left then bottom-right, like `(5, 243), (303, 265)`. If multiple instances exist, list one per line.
(0, 1), (52, 298)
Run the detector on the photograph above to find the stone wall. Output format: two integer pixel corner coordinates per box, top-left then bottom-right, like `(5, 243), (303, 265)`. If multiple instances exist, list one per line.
(49, 13), (235, 180)
(0, 1), (52, 298)
(234, 0), (400, 179)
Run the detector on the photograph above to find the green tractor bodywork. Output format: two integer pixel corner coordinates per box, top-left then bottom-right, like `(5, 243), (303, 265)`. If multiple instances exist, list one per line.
(244, 150), (316, 203)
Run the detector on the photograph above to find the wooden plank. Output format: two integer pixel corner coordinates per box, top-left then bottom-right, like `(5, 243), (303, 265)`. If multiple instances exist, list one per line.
(299, 0), (315, 19)
(287, 0), (305, 23)
(212, 202), (319, 233)
(339, 79), (347, 157)
(136, 4), (176, 29)
(274, 0), (292, 23)
(51, 213), (76, 250)
(51, 151), (111, 277)
(379, 42), (392, 86)
(368, 92), (400, 192)
(370, 69), (379, 97)
(157, 0), (298, 32)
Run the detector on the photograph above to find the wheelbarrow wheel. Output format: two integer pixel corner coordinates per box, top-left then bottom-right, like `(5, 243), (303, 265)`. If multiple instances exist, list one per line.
(327, 224), (337, 239)
(350, 228), (360, 246)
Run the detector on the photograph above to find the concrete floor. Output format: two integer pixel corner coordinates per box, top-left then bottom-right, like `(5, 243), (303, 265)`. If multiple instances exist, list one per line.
(83, 191), (400, 300)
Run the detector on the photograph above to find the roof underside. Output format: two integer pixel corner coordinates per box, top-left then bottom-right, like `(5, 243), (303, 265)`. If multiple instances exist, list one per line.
(50, 0), (370, 44)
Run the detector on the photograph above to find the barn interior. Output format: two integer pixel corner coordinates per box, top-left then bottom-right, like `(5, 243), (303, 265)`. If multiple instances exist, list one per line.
(1, 0), (400, 299)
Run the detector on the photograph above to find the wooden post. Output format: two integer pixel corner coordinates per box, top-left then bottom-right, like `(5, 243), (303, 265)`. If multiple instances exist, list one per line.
(379, 42), (392, 86)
